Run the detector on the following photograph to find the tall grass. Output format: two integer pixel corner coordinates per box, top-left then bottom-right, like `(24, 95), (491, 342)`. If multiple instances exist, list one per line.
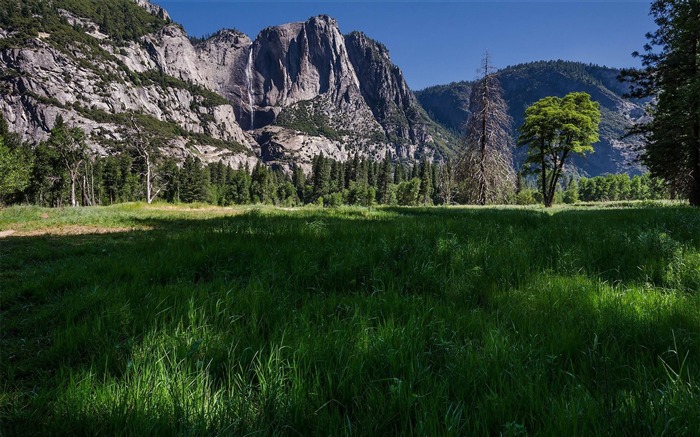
(1, 203), (699, 435)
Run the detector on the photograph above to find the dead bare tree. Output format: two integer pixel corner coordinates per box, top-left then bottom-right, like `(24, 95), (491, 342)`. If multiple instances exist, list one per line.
(456, 53), (516, 205)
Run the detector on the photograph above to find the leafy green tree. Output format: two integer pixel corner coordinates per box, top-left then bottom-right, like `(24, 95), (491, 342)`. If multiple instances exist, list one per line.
(562, 179), (579, 204)
(48, 116), (88, 207)
(0, 116), (32, 204)
(396, 178), (421, 206)
(26, 143), (62, 206)
(622, 0), (700, 206)
(630, 175), (650, 200)
(518, 92), (601, 207)
(0, 136), (32, 204)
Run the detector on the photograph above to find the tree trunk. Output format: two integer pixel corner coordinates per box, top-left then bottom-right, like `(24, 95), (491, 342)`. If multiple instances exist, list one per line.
(691, 30), (700, 206)
(478, 107), (487, 205)
(146, 153), (152, 204)
(70, 172), (77, 207)
(541, 141), (549, 207)
(690, 117), (700, 206)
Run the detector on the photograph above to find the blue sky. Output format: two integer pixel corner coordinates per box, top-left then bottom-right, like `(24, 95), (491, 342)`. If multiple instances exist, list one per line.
(154, 1), (654, 90)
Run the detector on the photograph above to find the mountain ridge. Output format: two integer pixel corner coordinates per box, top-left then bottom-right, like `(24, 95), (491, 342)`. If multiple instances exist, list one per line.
(1, 0), (643, 176)
(416, 60), (647, 176)
(1, 1), (460, 173)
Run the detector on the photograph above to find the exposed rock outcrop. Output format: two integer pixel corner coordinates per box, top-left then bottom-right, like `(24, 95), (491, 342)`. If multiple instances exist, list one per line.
(1, 2), (458, 170)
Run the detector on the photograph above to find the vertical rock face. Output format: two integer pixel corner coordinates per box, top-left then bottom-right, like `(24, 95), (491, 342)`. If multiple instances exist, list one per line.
(344, 31), (442, 147)
(151, 14), (459, 165)
(253, 16), (360, 110)
(1, 1), (458, 171)
(195, 30), (251, 118)
(0, 5), (259, 168)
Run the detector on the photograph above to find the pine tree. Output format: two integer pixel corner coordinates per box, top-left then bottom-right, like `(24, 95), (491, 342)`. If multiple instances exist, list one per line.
(411, 162), (419, 179)
(179, 155), (209, 203)
(312, 153), (331, 200)
(456, 53), (516, 205)
(356, 158), (369, 185)
(159, 158), (180, 203)
(251, 162), (276, 204)
(292, 164), (306, 201)
(337, 161), (346, 192)
(621, 0), (700, 206)
(419, 158), (433, 205)
(394, 164), (405, 184)
(377, 151), (393, 203)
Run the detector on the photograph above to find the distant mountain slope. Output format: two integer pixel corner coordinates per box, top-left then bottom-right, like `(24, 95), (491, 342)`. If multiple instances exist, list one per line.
(416, 61), (648, 176)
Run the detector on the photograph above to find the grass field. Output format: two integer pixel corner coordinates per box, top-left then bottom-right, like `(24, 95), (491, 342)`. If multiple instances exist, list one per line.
(1, 203), (699, 435)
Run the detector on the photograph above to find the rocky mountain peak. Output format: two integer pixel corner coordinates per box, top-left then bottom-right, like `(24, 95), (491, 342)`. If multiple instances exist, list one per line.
(133, 0), (171, 21)
(201, 29), (250, 47)
(1, 2), (458, 174)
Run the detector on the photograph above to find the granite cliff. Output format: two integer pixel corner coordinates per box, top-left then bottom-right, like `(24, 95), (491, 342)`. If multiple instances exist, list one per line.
(0, 0), (457, 172)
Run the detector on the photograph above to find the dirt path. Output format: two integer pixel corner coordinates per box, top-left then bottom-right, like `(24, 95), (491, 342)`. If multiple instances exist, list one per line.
(0, 226), (140, 238)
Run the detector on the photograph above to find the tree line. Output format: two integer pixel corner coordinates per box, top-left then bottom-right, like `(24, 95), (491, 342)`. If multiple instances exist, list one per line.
(0, 114), (457, 207)
(0, 111), (669, 208)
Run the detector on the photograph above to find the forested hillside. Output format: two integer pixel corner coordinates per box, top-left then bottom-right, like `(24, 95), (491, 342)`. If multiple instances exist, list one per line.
(416, 61), (648, 176)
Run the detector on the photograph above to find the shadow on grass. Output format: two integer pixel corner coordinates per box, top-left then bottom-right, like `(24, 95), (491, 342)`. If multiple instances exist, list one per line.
(1, 205), (699, 434)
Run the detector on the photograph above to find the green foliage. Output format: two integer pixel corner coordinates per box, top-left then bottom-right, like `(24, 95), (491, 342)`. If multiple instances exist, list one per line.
(515, 189), (539, 205)
(275, 100), (344, 140)
(0, 136), (32, 203)
(0, 0), (168, 52)
(178, 155), (209, 203)
(416, 60), (637, 176)
(562, 180), (579, 204)
(1, 204), (699, 434)
(396, 178), (421, 206)
(579, 173), (669, 202)
(518, 92), (601, 207)
(622, 0), (700, 206)
(0, 116), (32, 203)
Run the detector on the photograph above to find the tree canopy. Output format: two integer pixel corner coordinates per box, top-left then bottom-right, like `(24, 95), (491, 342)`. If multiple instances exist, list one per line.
(518, 92), (601, 207)
(621, 0), (700, 206)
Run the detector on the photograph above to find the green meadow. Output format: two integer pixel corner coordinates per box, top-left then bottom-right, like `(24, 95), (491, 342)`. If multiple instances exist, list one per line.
(1, 203), (699, 435)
